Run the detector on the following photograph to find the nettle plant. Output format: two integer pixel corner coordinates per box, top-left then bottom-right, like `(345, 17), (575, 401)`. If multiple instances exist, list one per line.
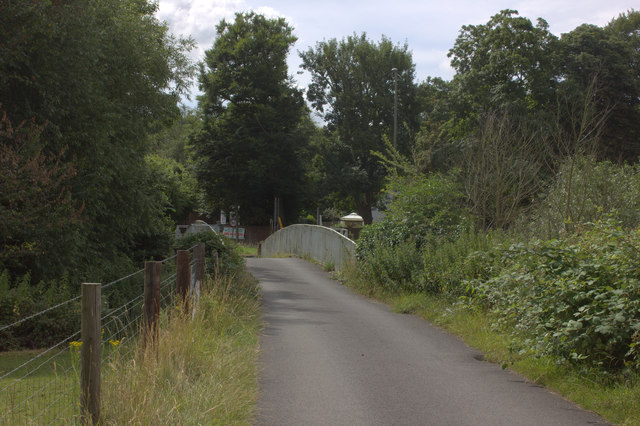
(469, 219), (640, 370)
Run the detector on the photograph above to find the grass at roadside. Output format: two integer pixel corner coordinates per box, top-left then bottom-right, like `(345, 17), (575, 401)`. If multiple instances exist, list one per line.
(100, 273), (261, 424)
(237, 243), (258, 257)
(2, 272), (261, 425)
(339, 261), (640, 426)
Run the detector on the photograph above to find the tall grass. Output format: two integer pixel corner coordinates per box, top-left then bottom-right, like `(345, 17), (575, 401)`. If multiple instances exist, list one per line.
(100, 273), (261, 425)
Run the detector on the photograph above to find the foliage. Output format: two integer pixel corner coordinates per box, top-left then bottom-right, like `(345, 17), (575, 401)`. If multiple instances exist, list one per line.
(419, 230), (507, 296)
(469, 219), (640, 370)
(0, 110), (83, 279)
(193, 12), (308, 224)
(358, 172), (471, 254)
(101, 273), (260, 425)
(442, 9), (640, 163)
(300, 33), (420, 223)
(558, 11), (640, 161)
(447, 9), (558, 121)
(0, 271), (79, 351)
(0, 0), (195, 283)
(461, 110), (548, 229)
(524, 155), (640, 238)
(356, 173), (471, 294)
(356, 241), (424, 294)
(145, 154), (198, 224)
(147, 108), (202, 166)
(173, 231), (244, 279)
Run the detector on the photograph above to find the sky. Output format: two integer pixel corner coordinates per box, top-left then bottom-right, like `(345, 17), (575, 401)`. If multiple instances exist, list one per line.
(155, 0), (638, 107)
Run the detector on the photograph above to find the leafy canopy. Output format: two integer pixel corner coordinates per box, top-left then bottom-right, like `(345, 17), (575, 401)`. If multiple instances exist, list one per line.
(0, 0), (195, 282)
(300, 33), (420, 223)
(193, 12), (308, 224)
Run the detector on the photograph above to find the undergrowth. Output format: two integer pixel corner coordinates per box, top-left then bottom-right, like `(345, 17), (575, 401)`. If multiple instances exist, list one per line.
(339, 259), (640, 425)
(100, 272), (261, 424)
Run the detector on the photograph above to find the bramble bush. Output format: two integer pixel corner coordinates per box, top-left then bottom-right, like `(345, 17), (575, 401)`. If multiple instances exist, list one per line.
(468, 219), (640, 370)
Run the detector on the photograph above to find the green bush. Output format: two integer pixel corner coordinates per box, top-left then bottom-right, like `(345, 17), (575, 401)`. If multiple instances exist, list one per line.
(357, 241), (424, 294)
(173, 230), (244, 279)
(356, 220), (413, 261)
(355, 173), (471, 294)
(420, 229), (507, 295)
(382, 172), (472, 248)
(468, 219), (640, 370)
(524, 155), (640, 238)
(0, 271), (79, 350)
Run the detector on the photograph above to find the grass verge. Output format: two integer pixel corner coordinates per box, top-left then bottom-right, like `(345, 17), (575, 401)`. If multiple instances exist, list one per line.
(100, 273), (261, 424)
(0, 272), (261, 425)
(237, 243), (258, 257)
(339, 261), (640, 426)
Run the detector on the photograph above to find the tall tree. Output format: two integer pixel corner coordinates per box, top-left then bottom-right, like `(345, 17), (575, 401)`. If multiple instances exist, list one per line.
(300, 33), (419, 223)
(0, 0), (195, 281)
(193, 12), (308, 224)
(558, 11), (640, 162)
(447, 9), (558, 128)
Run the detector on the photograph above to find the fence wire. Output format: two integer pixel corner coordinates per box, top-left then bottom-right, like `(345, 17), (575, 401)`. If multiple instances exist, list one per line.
(0, 249), (185, 424)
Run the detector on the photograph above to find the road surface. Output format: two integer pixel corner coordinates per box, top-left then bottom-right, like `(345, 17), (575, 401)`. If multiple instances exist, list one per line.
(247, 257), (607, 426)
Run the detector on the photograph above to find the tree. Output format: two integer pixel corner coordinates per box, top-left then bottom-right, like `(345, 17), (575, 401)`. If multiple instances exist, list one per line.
(0, 0), (195, 281)
(558, 11), (640, 162)
(447, 9), (558, 126)
(0, 110), (83, 279)
(193, 12), (308, 224)
(461, 111), (547, 229)
(300, 33), (420, 223)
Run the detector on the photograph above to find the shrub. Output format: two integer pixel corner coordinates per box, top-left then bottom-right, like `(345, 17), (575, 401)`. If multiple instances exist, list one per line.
(356, 172), (472, 294)
(357, 241), (424, 294)
(468, 219), (640, 370)
(0, 271), (79, 350)
(382, 172), (472, 248)
(524, 155), (640, 238)
(173, 230), (244, 279)
(420, 229), (508, 296)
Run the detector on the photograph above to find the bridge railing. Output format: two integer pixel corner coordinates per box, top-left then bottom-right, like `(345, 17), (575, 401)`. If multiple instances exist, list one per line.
(260, 224), (355, 270)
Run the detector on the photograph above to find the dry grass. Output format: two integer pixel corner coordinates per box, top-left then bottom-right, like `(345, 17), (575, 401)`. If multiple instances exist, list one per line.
(100, 273), (261, 425)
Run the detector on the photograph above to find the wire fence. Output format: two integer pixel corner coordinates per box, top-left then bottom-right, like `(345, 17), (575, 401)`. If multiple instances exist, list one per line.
(0, 245), (202, 425)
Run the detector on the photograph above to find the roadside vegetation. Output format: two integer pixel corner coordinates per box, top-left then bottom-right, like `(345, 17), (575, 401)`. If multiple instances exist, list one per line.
(2, 2), (640, 424)
(101, 273), (260, 424)
(342, 155), (640, 424)
(100, 232), (261, 424)
(0, 231), (260, 424)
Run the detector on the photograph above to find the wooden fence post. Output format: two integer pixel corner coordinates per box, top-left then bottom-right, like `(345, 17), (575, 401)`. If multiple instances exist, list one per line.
(176, 250), (190, 312)
(213, 251), (220, 279)
(192, 243), (205, 318)
(81, 283), (101, 425)
(194, 243), (205, 290)
(143, 261), (161, 350)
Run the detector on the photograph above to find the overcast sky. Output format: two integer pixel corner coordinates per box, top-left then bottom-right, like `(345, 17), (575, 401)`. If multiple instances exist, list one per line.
(156, 0), (638, 106)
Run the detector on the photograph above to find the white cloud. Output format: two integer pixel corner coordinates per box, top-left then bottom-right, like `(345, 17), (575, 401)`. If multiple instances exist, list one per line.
(157, 0), (244, 59)
(157, 0), (639, 106)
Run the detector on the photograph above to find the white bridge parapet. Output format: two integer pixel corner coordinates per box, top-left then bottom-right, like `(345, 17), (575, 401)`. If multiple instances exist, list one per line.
(260, 224), (356, 270)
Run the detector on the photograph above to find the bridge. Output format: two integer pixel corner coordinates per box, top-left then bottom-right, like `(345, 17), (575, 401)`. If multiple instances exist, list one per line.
(259, 224), (356, 270)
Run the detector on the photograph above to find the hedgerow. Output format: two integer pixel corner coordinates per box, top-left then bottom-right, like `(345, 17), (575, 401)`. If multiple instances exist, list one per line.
(468, 219), (640, 370)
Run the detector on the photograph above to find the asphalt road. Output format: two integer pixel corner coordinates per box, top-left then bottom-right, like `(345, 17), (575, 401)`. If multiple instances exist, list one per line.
(247, 257), (607, 426)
